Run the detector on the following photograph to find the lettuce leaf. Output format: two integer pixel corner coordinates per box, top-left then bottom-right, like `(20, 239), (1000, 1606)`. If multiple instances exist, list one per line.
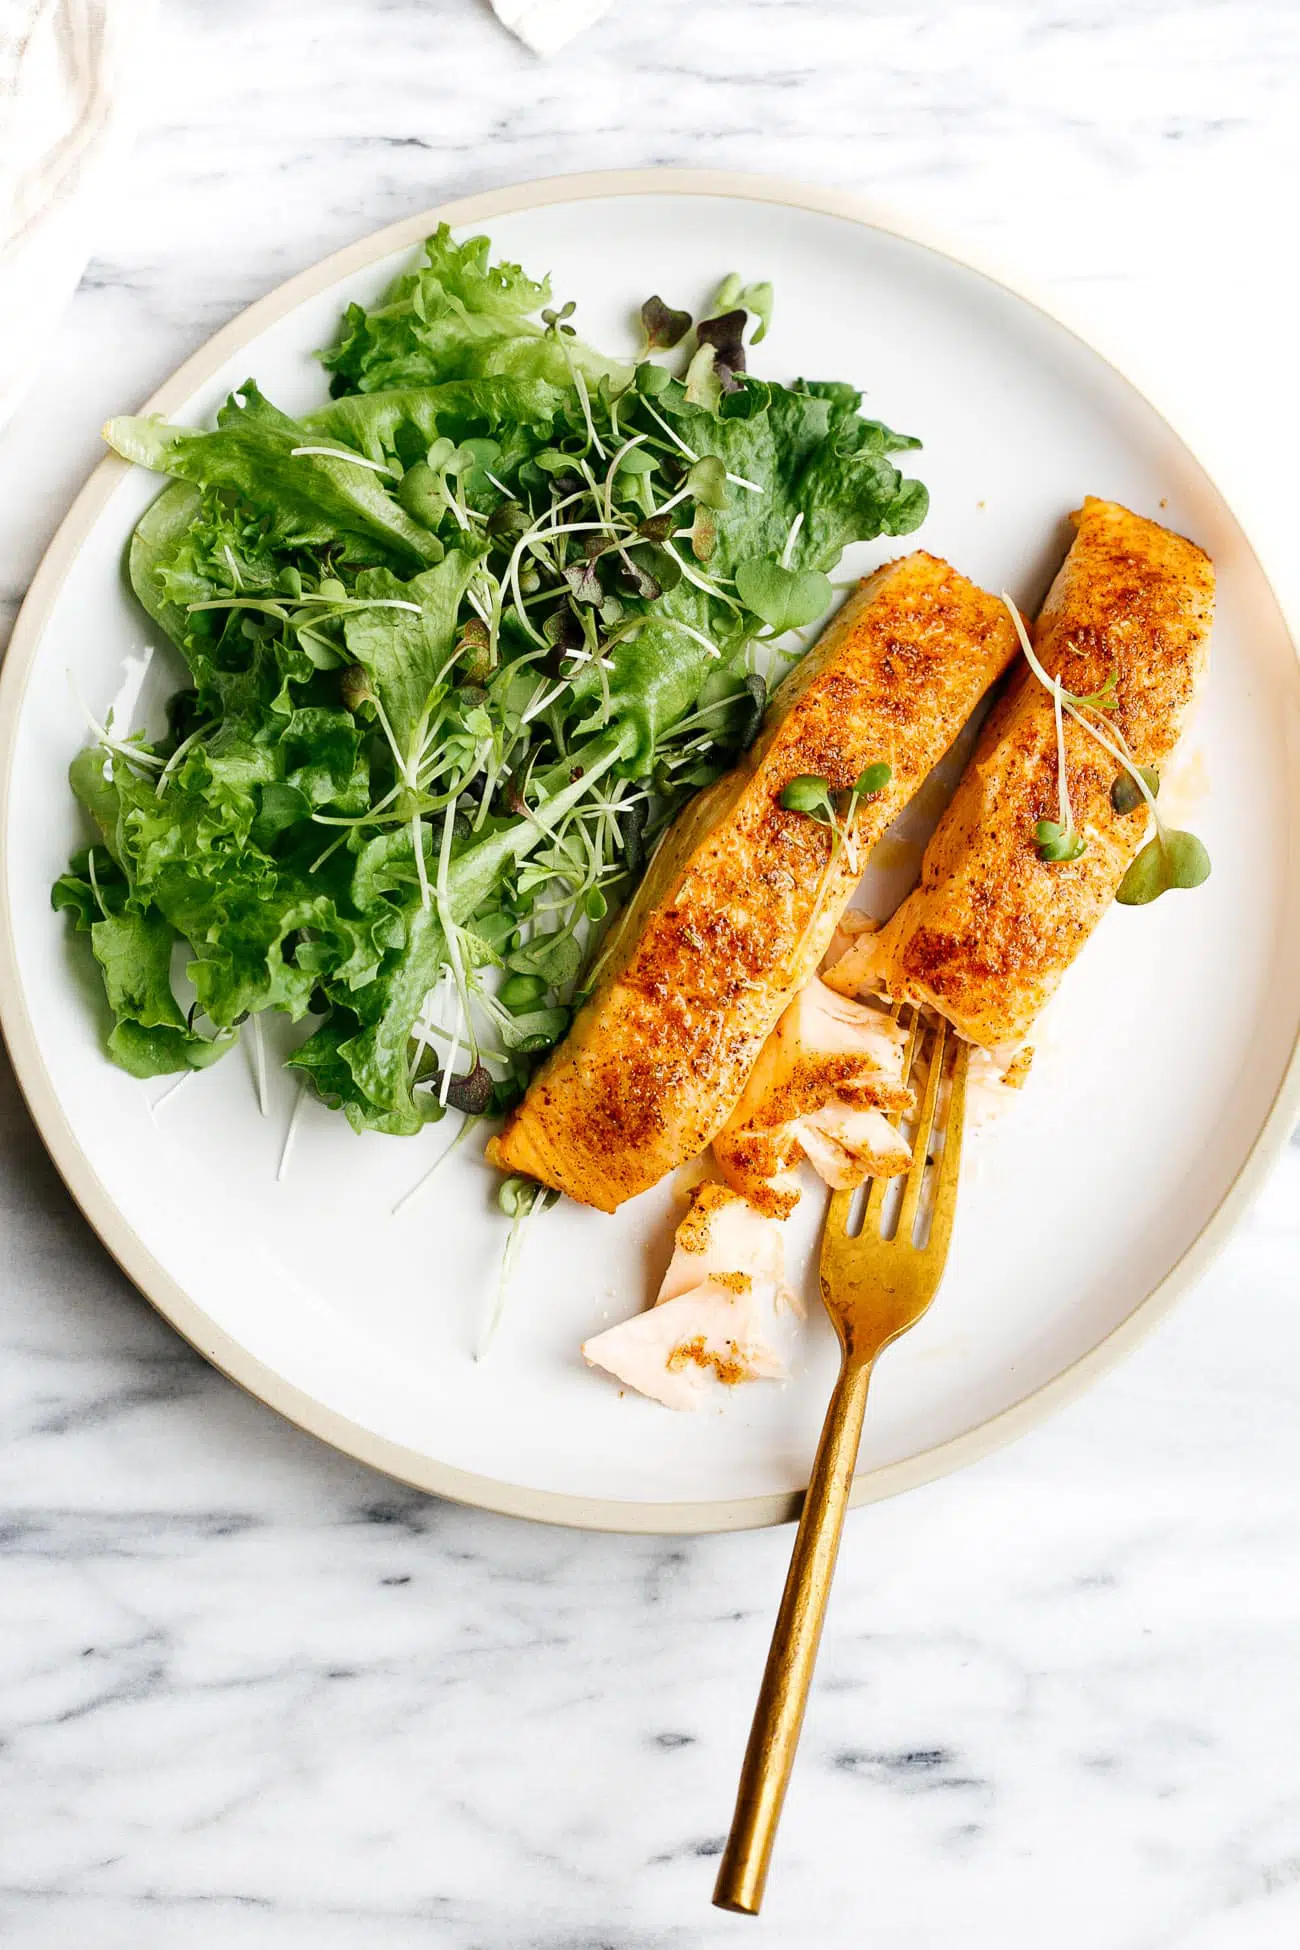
(341, 553), (482, 759)
(52, 876), (235, 1077)
(321, 224), (631, 397)
(660, 379), (928, 580)
(303, 376), (567, 468)
(107, 382), (443, 569)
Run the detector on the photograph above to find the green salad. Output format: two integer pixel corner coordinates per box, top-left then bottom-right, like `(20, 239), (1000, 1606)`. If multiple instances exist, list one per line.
(53, 227), (928, 1137)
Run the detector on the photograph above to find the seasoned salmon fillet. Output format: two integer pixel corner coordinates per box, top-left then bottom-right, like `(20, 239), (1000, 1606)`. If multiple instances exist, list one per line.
(826, 499), (1214, 1048)
(487, 554), (1019, 1211)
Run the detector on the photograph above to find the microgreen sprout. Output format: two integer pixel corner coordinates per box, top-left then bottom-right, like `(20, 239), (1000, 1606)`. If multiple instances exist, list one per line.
(67, 672), (165, 775)
(1116, 825), (1211, 904)
(640, 296), (691, 352)
(479, 1174), (560, 1359)
(390, 1114), (482, 1216)
(777, 756), (893, 966)
(540, 300), (578, 338)
(289, 445), (399, 477)
(1000, 594), (1210, 901)
(1034, 819), (1086, 864)
(706, 274), (774, 345)
(1111, 766), (1159, 816)
(276, 1079), (308, 1182)
(854, 761), (892, 798)
(695, 311), (749, 390)
(780, 774), (835, 822)
(153, 718), (216, 796)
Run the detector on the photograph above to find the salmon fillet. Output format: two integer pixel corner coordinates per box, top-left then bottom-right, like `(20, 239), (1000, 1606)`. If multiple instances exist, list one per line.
(826, 499), (1214, 1048)
(486, 553), (1019, 1211)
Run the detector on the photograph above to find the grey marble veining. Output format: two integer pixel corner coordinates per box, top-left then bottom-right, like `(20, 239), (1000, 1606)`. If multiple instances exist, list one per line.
(3, 4), (1300, 1945)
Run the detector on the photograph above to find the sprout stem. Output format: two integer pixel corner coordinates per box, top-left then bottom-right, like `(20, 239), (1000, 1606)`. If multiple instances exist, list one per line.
(289, 444), (399, 477)
(249, 1011), (270, 1118)
(391, 1114), (481, 1215)
(277, 1079), (308, 1182)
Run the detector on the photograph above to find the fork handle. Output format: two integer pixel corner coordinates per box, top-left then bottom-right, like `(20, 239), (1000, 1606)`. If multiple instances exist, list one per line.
(713, 1351), (874, 1915)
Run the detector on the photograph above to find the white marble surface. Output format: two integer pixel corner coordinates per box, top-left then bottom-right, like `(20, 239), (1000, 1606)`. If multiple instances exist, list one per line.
(4, 3), (1300, 1944)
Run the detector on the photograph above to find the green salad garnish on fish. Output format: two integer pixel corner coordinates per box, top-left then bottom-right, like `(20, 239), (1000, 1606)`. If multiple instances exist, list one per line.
(53, 226), (928, 1135)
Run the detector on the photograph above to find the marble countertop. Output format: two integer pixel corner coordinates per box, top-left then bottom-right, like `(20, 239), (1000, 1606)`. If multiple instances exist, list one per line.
(4, 3), (1300, 1944)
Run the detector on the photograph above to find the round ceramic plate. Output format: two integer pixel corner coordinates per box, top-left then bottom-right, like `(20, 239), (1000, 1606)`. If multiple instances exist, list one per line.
(3, 172), (1298, 1533)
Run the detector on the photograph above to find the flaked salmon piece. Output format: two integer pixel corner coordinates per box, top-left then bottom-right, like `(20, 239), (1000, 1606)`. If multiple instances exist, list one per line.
(581, 1280), (787, 1412)
(581, 1180), (788, 1411)
(488, 555), (1019, 1211)
(826, 500), (1214, 1049)
(794, 1099), (912, 1188)
(713, 976), (912, 1217)
(965, 1042), (1034, 1130)
(657, 1178), (789, 1303)
(822, 907), (878, 971)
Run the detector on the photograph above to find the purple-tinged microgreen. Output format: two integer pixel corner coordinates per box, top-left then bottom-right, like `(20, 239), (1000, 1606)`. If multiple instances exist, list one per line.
(563, 539), (606, 606)
(639, 296), (691, 352)
(635, 512), (675, 544)
(695, 309), (749, 391)
(615, 547), (662, 602)
(428, 1059), (494, 1116)
(706, 274), (774, 345)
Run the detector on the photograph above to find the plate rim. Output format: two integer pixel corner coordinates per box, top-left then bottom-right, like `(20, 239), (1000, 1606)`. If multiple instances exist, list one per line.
(2, 165), (1297, 1535)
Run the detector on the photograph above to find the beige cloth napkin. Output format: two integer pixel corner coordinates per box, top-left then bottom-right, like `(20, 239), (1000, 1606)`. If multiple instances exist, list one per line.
(0, 0), (157, 432)
(487, 0), (613, 58)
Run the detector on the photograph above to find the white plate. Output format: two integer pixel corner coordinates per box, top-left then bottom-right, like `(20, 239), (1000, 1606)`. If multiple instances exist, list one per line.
(3, 172), (1299, 1533)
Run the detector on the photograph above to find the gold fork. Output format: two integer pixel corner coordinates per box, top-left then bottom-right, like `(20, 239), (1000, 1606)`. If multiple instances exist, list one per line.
(713, 1012), (969, 1916)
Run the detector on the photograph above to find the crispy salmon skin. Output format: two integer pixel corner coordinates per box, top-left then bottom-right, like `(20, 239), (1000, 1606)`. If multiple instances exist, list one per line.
(827, 499), (1214, 1047)
(487, 554), (1019, 1211)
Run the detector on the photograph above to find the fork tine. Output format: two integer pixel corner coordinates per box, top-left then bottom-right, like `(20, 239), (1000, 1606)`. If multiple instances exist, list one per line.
(861, 1004), (923, 1229)
(825, 1185), (854, 1237)
(896, 1002), (922, 1089)
(922, 1038), (969, 1264)
(892, 1017), (948, 1246)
